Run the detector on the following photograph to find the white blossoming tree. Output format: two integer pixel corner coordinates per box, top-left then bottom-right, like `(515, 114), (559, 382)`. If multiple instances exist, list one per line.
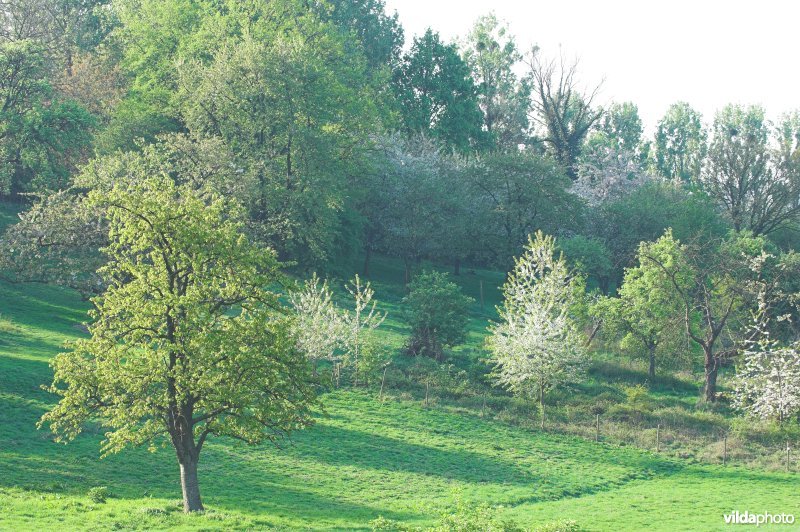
(488, 231), (586, 428)
(734, 329), (800, 423)
(343, 274), (386, 386)
(572, 141), (650, 206)
(289, 275), (346, 377)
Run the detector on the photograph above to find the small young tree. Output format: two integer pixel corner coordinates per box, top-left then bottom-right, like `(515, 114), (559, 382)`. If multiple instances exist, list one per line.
(39, 177), (316, 513)
(343, 274), (386, 386)
(594, 238), (687, 382)
(487, 231), (586, 428)
(289, 274), (346, 376)
(402, 270), (474, 360)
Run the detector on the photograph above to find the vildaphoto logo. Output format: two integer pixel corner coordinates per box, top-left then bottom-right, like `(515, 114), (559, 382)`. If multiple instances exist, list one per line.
(723, 511), (795, 526)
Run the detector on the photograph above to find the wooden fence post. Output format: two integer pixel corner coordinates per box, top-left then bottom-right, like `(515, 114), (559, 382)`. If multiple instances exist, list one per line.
(425, 380), (430, 407)
(378, 367), (387, 403)
(723, 433), (727, 466)
(656, 424), (660, 452)
(595, 414), (600, 442)
(787, 441), (791, 473)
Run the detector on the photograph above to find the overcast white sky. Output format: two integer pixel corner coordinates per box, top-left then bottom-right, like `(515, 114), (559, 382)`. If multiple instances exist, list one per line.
(384, 0), (800, 132)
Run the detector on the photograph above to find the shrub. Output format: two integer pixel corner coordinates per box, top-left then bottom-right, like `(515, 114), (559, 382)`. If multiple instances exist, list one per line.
(607, 385), (653, 422)
(534, 520), (580, 532)
(431, 499), (522, 532)
(624, 384), (652, 411)
(403, 271), (474, 360)
(370, 515), (413, 531)
(87, 486), (109, 503)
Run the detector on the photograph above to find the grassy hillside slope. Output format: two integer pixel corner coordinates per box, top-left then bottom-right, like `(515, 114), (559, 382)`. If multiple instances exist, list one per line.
(1, 278), (799, 531)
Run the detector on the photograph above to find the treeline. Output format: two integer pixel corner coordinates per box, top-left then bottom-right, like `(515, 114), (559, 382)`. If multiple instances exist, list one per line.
(4, 0), (800, 293)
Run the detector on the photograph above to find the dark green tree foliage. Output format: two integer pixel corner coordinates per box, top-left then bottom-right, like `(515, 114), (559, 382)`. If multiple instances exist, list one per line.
(0, 40), (95, 195)
(173, 2), (382, 266)
(653, 101), (706, 183)
(597, 101), (644, 154)
(403, 270), (474, 360)
(0, 0), (114, 72)
(467, 151), (582, 267)
(319, 0), (404, 72)
(99, 0), (206, 149)
(393, 29), (486, 153)
(591, 181), (728, 290)
(559, 235), (613, 291)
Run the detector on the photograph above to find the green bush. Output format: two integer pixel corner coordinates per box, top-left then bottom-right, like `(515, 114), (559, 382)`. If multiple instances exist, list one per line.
(534, 520), (580, 532)
(370, 515), (413, 531)
(624, 384), (652, 411)
(403, 271), (474, 360)
(430, 499), (522, 532)
(87, 486), (110, 503)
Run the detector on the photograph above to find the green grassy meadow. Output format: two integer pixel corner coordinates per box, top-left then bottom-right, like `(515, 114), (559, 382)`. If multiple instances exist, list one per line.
(1, 267), (799, 531)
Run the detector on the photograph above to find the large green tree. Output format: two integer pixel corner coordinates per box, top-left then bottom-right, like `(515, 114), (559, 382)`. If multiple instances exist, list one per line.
(467, 151), (582, 267)
(0, 40), (94, 195)
(318, 0), (404, 73)
(462, 13), (530, 151)
(653, 101), (706, 183)
(39, 176), (316, 512)
(393, 29), (486, 153)
(702, 104), (800, 235)
(596, 101), (644, 155)
(595, 236), (686, 381)
(176, 7), (381, 266)
(639, 230), (777, 401)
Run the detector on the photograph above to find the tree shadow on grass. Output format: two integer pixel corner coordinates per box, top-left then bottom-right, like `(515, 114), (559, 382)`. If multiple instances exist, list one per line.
(0, 347), (59, 400)
(293, 422), (549, 484)
(0, 420), (421, 526)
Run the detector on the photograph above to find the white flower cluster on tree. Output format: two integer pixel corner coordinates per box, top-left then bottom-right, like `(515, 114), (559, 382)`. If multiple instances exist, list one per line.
(488, 231), (586, 425)
(290, 273), (387, 386)
(342, 274), (387, 386)
(572, 143), (650, 206)
(289, 275), (346, 372)
(734, 330), (800, 423)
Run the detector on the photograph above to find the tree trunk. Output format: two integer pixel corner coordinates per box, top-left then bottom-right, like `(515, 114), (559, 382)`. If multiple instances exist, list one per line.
(599, 276), (610, 295)
(648, 344), (656, 382)
(363, 247), (371, 277)
(703, 346), (718, 402)
(179, 457), (203, 512)
(454, 257), (461, 276)
(539, 386), (545, 430)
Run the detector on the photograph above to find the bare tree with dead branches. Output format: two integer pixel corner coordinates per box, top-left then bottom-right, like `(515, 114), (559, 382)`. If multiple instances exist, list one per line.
(526, 50), (603, 179)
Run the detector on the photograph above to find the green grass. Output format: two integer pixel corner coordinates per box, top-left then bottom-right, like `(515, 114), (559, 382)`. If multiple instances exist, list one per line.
(2, 277), (800, 530)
